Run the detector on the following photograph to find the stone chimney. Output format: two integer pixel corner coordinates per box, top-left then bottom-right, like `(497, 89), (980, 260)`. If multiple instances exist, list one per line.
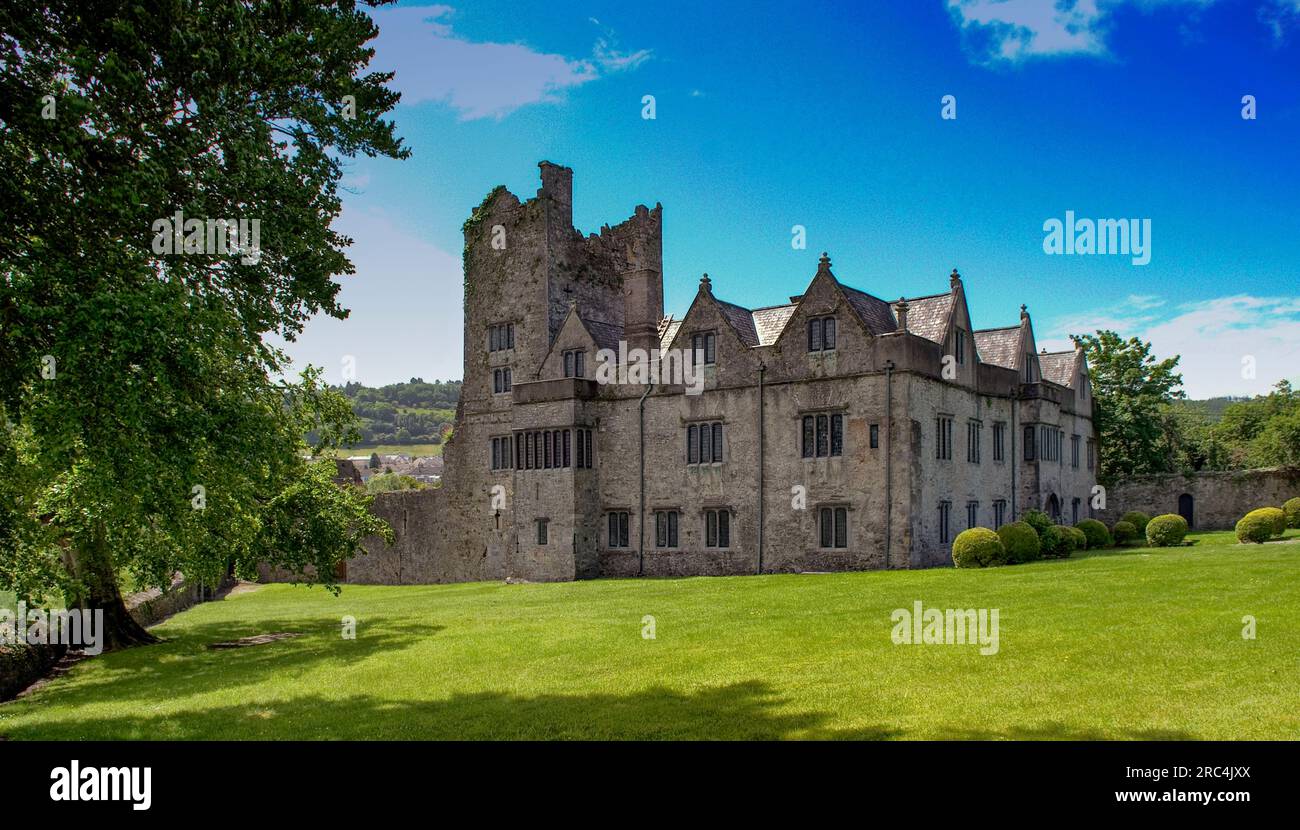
(895, 297), (909, 332)
(619, 204), (665, 356)
(537, 161), (573, 229)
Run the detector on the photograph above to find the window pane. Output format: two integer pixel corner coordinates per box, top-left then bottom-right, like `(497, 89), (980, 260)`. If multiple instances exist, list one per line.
(620, 513), (628, 547)
(718, 511), (730, 548)
(668, 512), (678, 547)
(808, 318), (822, 351)
(816, 415), (828, 457)
(835, 508), (847, 548)
(564, 351), (573, 377)
(576, 351), (584, 376)
(563, 429), (571, 468)
(824, 318), (836, 349)
(830, 414), (843, 456)
(585, 429), (593, 468)
(687, 424), (697, 464)
(820, 508), (832, 548)
(609, 513), (618, 547)
(712, 423), (723, 462)
(507, 324), (514, 349)
(706, 511), (717, 547)
(870, 423), (879, 449)
(700, 422), (712, 463)
(656, 513), (666, 547)
(705, 333), (715, 364)
(802, 416), (814, 458)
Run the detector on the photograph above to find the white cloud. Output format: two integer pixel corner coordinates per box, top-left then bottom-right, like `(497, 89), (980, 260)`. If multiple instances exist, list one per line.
(1042, 294), (1300, 398)
(1259, 0), (1300, 43)
(946, 0), (1219, 63)
(367, 6), (649, 120)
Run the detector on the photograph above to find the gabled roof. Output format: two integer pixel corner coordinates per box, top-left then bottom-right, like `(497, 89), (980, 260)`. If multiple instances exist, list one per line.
(838, 284), (898, 335)
(1038, 351), (1076, 387)
(713, 296), (760, 346)
(751, 304), (796, 346)
(974, 326), (1022, 369)
(900, 291), (954, 344)
(582, 316), (624, 352)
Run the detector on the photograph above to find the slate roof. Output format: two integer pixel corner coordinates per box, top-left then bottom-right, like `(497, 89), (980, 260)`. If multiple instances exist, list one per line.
(839, 284), (898, 335)
(581, 317), (624, 352)
(974, 326), (1022, 369)
(1038, 351), (1076, 387)
(658, 316), (682, 349)
(751, 304), (797, 346)
(900, 291), (953, 344)
(713, 296), (760, 346)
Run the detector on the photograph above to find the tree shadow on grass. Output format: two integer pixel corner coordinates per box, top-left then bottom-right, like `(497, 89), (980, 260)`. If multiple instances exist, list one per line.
(1, 617), (442, 711)
(3, 679), (899, 740)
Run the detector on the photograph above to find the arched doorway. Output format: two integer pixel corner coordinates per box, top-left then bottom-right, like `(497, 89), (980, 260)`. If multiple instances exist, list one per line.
(1046, 493), (1061, 522)
(1178, 493), (1194, 528)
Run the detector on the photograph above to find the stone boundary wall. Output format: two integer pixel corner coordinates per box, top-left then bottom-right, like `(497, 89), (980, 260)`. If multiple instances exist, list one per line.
(1097, 467), (1300, 531)
(1, 574), (233, 702)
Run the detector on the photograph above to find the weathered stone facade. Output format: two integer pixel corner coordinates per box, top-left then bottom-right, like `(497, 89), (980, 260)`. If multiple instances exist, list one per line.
(355, 162), (1099, 582)
(1097, 467), (1300, 531)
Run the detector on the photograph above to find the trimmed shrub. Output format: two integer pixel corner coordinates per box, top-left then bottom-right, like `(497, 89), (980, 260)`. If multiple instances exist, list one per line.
(1236, 513), (1273, 544)
(997, 521), (1041, 564)
(1145, 513), (1188, 547)
(952, 527), (1006, 568)
(1112, 520), (1138, 545)
(1075, 518), (1111, 550)
(1041, 525), (1078, 558)
(1242, 507), (1287, 537)
(1022, 509), (1052, 537)
(1066, 526), (1088, 551)
(1119, 511), (1151, 535)
(1284, 497), (1300, 530)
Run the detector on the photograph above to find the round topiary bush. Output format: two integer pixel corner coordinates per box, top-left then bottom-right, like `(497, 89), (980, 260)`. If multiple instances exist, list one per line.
(1119, 511), (1151, 535)
(1022, 509), (1052, 537)
(1066, 526), (1088, 551)
(1040, 525), (1078, 558)
(1241, 507), (1287, 537)
(952, 527), (1005, 568)
(1284, 497), (1300, 530)
(1111, 520), (1138, 545)
(1236, 512), (1273, 544)
(1075, 518), (1111, 549)
(1145, 513), (1189, 547)
(997, 521), (1041, 564)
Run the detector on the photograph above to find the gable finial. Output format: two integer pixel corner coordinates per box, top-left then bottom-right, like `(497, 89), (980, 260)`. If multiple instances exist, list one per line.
(950, 267), (961, 289)
(699, 272), (712, 294)
(817, 252), (831, 275)
(1020, 303), (1029, 321)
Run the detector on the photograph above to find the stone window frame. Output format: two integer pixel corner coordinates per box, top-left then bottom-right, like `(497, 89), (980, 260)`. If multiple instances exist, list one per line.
(965, 500), (979, 529)
(653, 509), (680, 549)
(686, 420), (725, 465)
(799, 408), (846, 459)
(492, 367), (512, 394)
(536, 518), (549, 546)
(869, 423), (880, 449)
(816, 502), (851, 550)
(966, 419), (982, 464)
(993, 499), (1008, 528)
(489, 435), (514, 471)
(953, 327), (967, 365)
(563, 348), (586, 378)
(702, 507), (733, 549)
(606, 510), (631, 549)
(690, 330), (717, 366)
(935, 414), (954, 461)
(992, 421), (1006, 463)
(807, 315), (837, 352)
(488, 322), (515, 353)
(938, 499), (953, 545)
(1071, 434), (1081, 468)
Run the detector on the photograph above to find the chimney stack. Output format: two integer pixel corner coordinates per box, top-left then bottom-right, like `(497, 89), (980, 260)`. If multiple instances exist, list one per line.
(895, 297), (909, 332)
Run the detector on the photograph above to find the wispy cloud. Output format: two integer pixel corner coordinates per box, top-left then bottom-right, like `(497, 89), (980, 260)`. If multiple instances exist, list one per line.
(368, 6), (650, 120)
(1259, 0), (1300, 43)
(945, 0), (1220, 64)
(1042, 293), (1300, 398)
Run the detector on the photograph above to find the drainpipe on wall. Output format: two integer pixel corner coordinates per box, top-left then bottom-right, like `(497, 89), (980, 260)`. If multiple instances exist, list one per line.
(637, 380), (654, 577)
(1010, 397), (1018, 521)
(884, 360), (894, 568)
(757, 361), (766, 574)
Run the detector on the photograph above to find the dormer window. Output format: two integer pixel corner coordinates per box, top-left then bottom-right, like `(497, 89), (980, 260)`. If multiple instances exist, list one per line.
(808, 316), (837, 352)
(691, 331), (716, 366)
(563, 349), (586, 378)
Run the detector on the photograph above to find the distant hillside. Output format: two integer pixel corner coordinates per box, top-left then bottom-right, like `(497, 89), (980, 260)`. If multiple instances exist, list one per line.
(1170, 396), (1252, 422)
(335, 379), (461, 446)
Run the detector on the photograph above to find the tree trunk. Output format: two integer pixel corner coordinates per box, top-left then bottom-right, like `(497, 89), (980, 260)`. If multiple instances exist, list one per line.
(63, 523), (157, 650)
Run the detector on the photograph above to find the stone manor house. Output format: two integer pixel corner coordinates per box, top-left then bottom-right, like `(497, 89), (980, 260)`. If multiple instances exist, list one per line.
(357, 162), (1099, 583)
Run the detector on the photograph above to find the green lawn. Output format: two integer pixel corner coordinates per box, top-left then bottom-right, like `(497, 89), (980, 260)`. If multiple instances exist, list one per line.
(2, 530), (1298, 740)
(344, 442), (443, 458)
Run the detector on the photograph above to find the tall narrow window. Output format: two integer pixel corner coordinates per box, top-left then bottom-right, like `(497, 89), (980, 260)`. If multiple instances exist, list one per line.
(584, 429), (593, 468)
(966, 501), (978, 529)
(939, 501), (952, 544)
(819, 507), (848, 548)
(700, 421), (712, 463)
(564, 351), (574, 378)
(563, 429), (571, 468)
(808, 318), (822, 352)
(830, 414), (843, 456)
(1071, 434), (1080, 468)
(1024, 425), (1036, 461)
(954, 328), (966, 365)
(608, 512), (629, 548)
(802, 416), (814, 458)
(536, 519), (548, 545)
(993, 422), (1005, 462)
(712, 423), (723, 462)
(816, 414), (828, 457)
(691, 332), (716, 366)
(994, 499), (1007, 528)
(705, 509), (731, 548)
(967, 421), (981, 464)
(1072, 498), (1081, 525)
(687, 424), (698, 464)
(870, 423), (880, 449)
(936, 416), (953, 460)
(655, 511), (679, 548)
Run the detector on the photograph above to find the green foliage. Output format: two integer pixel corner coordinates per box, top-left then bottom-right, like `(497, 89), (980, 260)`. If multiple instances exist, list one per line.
(1112, 521), (1138, 545)
(1120, 511), (1152, 534)
(997, 522), (1041, 564)
(1159, 382), (1300, 472)
(334, 380), (460, 445)
(1065, 526), (1088, 551)
(1284, 498), (1300, 530)
(1041, 525), (1078, 558)
(1075, 518), (1112, 549)
(1076, 331), (1185, 484)
(365, 472), (425, 494)
(0, 2), (407, 624)
(1145, 514), (1189, 547)
(1242, 507), (1286, 538)
(1022, 509), (1052, 537)
(1235, 513), (1274, 544)
(951, 527), (1005, 568)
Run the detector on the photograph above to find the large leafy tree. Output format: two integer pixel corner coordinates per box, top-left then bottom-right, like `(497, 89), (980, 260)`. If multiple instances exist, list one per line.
(0, 1), (405, 648)
(1076, 330), (1185, 485)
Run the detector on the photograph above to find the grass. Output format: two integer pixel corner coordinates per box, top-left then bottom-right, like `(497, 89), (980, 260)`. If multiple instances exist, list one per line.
(342, 442), (443, 458)
(2, 530), (1298, 740)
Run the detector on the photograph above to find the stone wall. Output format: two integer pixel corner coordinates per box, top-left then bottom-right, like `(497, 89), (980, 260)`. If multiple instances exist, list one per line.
(1097, 467), (1300, 530)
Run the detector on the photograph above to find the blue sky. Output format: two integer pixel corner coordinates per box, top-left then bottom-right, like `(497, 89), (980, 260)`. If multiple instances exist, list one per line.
(275, 0), (1300, 398)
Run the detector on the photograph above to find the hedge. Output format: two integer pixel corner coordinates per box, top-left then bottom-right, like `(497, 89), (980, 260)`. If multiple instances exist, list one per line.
(1243, 507), (1286, 538)
(952, 527), (1006, 568)
(1112, 520), (1138, 545)
(1041, 525), (1078, 559)
(1074, 518), (1111, 550)
(1065, 526), (1088, 551)
(1236, 512), (1273, 544)
(1145, 513), (1189, 547)
(997, 521), (1041, 564)
(1119, 511), (1151, 535)
(1022, 509), (1052, 538)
